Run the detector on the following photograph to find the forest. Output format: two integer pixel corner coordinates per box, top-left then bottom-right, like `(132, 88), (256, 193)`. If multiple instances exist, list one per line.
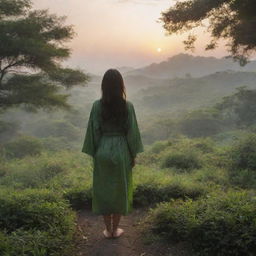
(1, 0), (256, 255)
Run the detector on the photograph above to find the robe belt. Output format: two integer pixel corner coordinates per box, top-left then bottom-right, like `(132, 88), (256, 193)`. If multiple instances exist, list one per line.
(102, 132), (125, 136)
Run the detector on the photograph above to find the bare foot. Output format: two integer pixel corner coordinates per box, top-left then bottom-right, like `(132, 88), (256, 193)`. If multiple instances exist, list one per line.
(103, 229), (112, 239)
(112, 228), (124, 238)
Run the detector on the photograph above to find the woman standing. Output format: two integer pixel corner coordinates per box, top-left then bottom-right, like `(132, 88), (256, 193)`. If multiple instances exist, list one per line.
(82, 69), (144, 239)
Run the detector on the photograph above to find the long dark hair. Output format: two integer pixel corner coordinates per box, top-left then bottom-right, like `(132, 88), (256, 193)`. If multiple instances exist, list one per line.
(100, 69), (128, 127)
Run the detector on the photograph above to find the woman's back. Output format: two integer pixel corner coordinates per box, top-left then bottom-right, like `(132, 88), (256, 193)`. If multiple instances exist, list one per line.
(94, 99), (132, 133)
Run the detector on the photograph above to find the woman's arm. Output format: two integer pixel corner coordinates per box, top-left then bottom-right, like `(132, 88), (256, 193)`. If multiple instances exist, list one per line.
(81, 101), (102, 157)
(126, 102), (144, 166)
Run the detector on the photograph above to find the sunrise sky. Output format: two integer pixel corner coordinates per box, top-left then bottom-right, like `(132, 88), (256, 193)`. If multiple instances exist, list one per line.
(33, 0), (228, 74)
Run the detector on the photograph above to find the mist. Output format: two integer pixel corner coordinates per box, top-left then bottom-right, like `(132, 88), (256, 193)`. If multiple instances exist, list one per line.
(1, 0), (256, 255)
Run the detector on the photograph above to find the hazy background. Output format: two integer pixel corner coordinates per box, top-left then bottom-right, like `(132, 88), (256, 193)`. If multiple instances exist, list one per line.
(2, 0), (256, 148)
(33, 0), (229, 75)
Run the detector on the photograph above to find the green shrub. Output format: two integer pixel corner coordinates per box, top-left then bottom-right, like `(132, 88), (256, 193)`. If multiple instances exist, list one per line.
(212, 129), (252, 146)
(133, 182), (204, 207)
(133, 166), (207, 208)
(227, 134), (256, 188)
(39, 162), (67, 181)
(0, 161), (67, 189)
(0, 189), (74, 233)
(229, 168), (256, 189)
(138, 137), (217, 168)
(0, 162), (8, 177)
(178, 111), (224, 138)
(3, 135), (43, 158)
(229, 133), (256, 171)
(150, 140), (172, 154)
(143, 189), (256, 256)
(63, 185), (92, 210)
(200, 146), (232, 169)
(193, 167), (229, 186)
(0, 150), (91, 189)
(161, 150), (201, 171)
(0, 188), (75, 256)
(0, 227), (74, 256)
(191, 137), (215, 153)
(41, 136), (73, 152)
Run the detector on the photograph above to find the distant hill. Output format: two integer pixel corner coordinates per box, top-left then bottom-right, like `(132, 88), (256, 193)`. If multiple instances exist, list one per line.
(115, 66), (134, 73)
(126, 53), (256, 79)
(132, 70), (256, 117)
(87, 73), (169, 93)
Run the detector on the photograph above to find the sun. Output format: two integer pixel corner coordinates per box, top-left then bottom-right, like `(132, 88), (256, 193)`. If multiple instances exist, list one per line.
(157, 47), (162, 53)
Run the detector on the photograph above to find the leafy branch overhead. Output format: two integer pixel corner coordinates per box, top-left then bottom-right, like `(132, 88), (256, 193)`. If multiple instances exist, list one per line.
(0, 0), (89, 112)
(160, 0), (256, 66)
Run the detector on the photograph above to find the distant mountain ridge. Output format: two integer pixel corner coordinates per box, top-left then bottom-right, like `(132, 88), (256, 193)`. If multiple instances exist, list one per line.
(125, 53), (256, 79)
(115, 66), (134, 73)
(131, 70), (256, 117)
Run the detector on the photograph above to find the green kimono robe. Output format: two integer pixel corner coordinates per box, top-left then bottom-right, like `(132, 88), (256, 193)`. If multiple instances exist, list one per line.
(82, 99), (144, 215)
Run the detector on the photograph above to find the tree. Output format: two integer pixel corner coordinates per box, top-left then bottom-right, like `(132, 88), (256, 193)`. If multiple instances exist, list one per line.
(0, 0), (89, 112)
(215, 86), (256, 127)
(178, 109), (224, 137)
(160, 0), (256, 65)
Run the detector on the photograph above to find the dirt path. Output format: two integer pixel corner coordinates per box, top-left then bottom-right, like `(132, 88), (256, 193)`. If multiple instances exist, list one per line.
(72, 208), (189, 256)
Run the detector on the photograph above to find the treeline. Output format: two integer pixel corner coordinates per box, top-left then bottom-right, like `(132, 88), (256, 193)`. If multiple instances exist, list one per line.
(141, 86), (256, 144)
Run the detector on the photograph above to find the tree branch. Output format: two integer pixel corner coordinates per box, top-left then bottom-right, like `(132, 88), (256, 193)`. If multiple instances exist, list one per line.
(0, 60), (23, 85)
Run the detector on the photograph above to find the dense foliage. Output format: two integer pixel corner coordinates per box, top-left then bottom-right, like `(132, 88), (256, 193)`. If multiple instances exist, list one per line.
(142, 190), (256, 256)
(160, 0), (256, 65)
(0, 0), (89, 112)
(0, 124), (256, 255)
(0, 189), (76, 256)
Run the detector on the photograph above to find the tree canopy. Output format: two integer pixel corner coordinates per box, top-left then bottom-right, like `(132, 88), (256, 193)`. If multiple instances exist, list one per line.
(0, 0), (89, 112)
(160, 0), (256, 65)
(215, 86), (256, 127)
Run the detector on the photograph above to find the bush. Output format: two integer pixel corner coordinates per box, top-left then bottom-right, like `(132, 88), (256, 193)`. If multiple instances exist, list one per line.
(0, 227), (74, 256)
(133, 181), (205, 207)
(138, 137), (217, 168)
(39, 162), (67, 181)
(0, 161), (67, 189)
(0, 150), (92, 190)
(150, 140), (172, 154)
(229, 168), (256, 189)
(229, 133), (256, 171)
(193, 167), (229, 186)
(0, 189), (74, 233)
(142, 189), (256, 256)
(161, 150), (201, 171)
(212, 129), (252, 146)
(133, 166), (207, 207)
(63, 185), (92, 210)
(178, 110), (224, 138)
(41, 136), (73, 152)
(0, 188), (75, 256)
(3, 135), (43, 158)
(191, 137), (215, 153)
(0, 164), (7, 177)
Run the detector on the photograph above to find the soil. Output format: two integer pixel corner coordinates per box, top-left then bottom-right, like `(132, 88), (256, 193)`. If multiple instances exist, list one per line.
(72, 207), (190, 256)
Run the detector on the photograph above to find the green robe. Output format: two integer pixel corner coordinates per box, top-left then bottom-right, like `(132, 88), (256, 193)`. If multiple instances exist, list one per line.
(82, 99), (144, 215)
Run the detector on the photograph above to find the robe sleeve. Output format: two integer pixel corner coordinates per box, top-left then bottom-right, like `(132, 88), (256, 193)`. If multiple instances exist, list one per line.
(126, 102), (144, 159)
(81, 101), (102, 157)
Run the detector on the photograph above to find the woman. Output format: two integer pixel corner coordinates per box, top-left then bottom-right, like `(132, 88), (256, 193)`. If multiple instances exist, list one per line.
(81, 69), (144, 239)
